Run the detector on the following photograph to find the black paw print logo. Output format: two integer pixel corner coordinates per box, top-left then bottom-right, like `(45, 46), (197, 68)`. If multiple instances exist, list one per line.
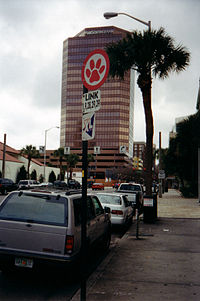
(86, 58), (105, 83)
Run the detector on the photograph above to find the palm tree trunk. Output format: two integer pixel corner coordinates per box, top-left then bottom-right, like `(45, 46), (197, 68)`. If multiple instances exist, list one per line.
(27, 159), (31, 179)
(138, 75), (153, 196)
(59, 160), (62, 181)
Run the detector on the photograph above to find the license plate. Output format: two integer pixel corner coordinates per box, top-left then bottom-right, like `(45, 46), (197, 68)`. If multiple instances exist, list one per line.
(15, 257), (33, 268)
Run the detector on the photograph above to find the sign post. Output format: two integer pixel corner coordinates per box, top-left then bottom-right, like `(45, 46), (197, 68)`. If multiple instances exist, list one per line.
(80, 49), (109, 301)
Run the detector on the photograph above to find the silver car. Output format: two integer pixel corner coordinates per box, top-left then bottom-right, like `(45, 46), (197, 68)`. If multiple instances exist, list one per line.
(96, 192), (134, 227)
(0, 190), (111, 271)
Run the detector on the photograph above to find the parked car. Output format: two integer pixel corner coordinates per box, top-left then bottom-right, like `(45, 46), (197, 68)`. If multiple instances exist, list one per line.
(0, 178), (17, 195)
(38, 182), (53, 188)
(53, 180), (68, 189)
(0, 190), (111, 272)
(68, 179), (81, 189)
(118, 183), (144, 214)
(92, 183), (104, 190)
(97, 192), (134, 227)
(87, 180), (94, 188)
(18, 180), (40, 190)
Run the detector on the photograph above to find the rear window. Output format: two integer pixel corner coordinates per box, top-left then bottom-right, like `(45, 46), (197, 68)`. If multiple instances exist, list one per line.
(98, 194), (122, 205)
(0, 192), (68, 226)
(120, 184), (141, 191)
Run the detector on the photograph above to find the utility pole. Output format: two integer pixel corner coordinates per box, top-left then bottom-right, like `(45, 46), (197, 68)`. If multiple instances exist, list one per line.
(2, 134), (6, 178)
(159, 132), (162, 198)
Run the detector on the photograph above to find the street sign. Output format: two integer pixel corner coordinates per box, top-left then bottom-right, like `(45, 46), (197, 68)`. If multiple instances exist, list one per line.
(39, 146), (44, 154)
(143, 198), (154, 207)
(94, 146), (100, 154)
(82, 112), (95, 141)
(81, 49), (110, 90)
(82, 90), (101, 114)
(120, 145), (126, 153)
(64, 146), (70, 155)
(158, 170), (165, 179)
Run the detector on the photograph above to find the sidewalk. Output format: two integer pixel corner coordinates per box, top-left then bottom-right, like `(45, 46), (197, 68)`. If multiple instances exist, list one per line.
(72, 189), (200, 301)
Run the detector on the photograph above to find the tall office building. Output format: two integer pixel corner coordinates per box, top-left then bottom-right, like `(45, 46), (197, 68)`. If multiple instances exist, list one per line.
(60, 26), (135, 179)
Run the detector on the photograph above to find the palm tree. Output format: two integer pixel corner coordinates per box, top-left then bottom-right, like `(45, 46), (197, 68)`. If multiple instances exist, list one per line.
(20, 145), (39, 179)
(106, 27), (190, 195)
(53, 147), (65, 180)
(66, 153), (80, 179)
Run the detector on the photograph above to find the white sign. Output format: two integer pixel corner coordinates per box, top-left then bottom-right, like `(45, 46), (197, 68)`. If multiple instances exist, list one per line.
(39, 146), (44, 154)
(64, 146), (70, 155)
(158, 170), (165, 179)
(81, 49), (110, 90)
(143, 198), (154, 207)
(82, 112), (95, 141)
(82, 90), (101, 114)
(120, 146), (126, 153)
(94, 146), (100, 154)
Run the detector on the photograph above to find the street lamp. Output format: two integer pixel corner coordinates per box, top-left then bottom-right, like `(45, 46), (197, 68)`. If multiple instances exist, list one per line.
(104, 11), (152, 193)
(103, 12), (151, 30)
(44, 126), (59, 182)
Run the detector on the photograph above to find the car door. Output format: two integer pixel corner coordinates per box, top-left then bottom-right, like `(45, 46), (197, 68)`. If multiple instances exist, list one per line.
(91, 195), (106, 239)
(86, 196), (96, 245)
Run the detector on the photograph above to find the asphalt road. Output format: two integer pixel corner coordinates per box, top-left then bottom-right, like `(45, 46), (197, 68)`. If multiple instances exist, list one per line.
(0, 192), (128, 301)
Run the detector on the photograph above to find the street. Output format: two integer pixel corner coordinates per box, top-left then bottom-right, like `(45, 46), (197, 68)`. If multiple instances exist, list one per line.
(0, 193), (129, 301)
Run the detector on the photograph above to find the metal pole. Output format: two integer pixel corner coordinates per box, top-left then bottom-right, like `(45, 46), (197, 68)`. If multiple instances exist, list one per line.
(2, 134), (6, 178)
(159, 132), (162, 198)
(198, 148), (200, 203)
(136, 209), (139, 239)
(44, 130), (47, 182)
(43, 126), (59, 182)
(81, 85), (88, 301)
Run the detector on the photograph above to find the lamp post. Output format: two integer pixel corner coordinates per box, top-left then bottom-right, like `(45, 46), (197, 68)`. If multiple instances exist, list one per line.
(44, 126), (59, 182)
(104, 12), (151, 30)
(104, 11), (152, 193)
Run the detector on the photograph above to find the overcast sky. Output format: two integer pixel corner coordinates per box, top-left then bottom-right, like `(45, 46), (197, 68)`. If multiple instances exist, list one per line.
(0, 0), (199, 150)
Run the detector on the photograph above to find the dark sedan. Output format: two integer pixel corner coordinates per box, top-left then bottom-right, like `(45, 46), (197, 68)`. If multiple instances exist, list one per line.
(0, 178), (17, 195)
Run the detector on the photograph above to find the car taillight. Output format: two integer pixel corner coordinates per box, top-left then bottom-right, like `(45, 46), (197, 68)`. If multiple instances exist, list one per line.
(111, 210), (123, 215)
(65, 235), (74, 254)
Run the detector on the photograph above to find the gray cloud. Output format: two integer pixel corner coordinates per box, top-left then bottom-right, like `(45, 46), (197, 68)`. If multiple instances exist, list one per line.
(0, 0), (199, 149)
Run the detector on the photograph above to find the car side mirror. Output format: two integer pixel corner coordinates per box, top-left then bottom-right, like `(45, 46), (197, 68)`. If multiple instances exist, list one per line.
(104, 206), (111, 214)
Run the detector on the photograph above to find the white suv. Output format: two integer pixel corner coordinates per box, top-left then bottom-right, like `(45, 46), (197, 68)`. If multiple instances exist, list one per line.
(18, 180), (40, 190)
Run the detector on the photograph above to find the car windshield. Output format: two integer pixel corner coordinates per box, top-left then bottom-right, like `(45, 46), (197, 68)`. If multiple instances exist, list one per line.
(98, 194), (122, 205)
(120, 184), (141, 191)
(0, 193), (68, 226)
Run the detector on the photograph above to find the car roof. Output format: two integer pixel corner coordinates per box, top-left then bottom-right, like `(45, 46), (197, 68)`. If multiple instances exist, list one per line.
(7, 190), (98, 199)
(96, 192), (124, 197)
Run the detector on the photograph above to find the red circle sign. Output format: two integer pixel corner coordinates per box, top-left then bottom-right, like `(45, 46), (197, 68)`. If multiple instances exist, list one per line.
(81, 49), (110, 90)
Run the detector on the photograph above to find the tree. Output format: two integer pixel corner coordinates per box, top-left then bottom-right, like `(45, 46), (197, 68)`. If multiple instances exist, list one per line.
(30, 169), (37, 180)
(20, 145), (39, 179)
(66, 153), (80, 179)
(16, 165), (27, 183)
(53, 147), (65, 180)
(48, 170), (56, 183)
(106, 27), (190, 195)
(163, 112), (200, 197)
